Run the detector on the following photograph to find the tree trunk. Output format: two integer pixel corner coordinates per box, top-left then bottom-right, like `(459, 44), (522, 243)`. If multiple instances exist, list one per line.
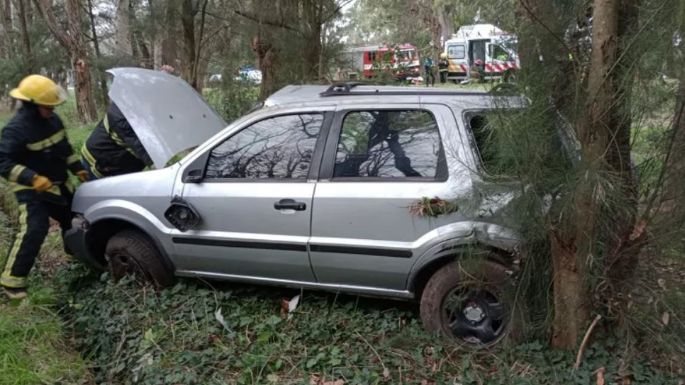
(302, 0), (323, 81)
(550, 230), (590, 349)
(181, 0), (198, 89)
(15, 0), (33, 72)
(34, 0), (97, 122)
(115, 0), (132, 57)
(658, 5), (685, 234)
(86, 0), (108, 107)
(252, 32), (277, 100)
(2, 0), (13, 58)
(550, 0), (627, 350)
(437, 4), (454, 47)
(162, 0), (179, 68)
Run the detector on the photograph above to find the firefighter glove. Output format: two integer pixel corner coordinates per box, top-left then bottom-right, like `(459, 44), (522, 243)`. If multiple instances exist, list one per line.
(76, 170), (89, 183)
(32, 175), (53, 192)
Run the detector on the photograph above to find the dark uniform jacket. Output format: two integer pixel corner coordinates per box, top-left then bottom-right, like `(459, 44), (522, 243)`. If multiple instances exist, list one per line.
(0, 103), (83, 200)
(82, 103), (152, 177)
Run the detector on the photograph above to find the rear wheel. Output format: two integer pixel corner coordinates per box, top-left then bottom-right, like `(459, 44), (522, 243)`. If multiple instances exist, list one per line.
(420, 259), (520, 348)
(105, 230), (174, 288)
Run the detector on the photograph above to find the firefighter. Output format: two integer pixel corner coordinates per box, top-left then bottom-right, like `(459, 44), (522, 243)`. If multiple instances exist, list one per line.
(438, 52), (449, 84)
(423, 56), (435, 87)
(0, 75), (88, 299)
(81, 102), (152, 179)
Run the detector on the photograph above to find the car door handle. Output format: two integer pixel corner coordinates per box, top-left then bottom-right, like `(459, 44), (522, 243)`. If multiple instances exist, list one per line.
(274, 199), (307, 211)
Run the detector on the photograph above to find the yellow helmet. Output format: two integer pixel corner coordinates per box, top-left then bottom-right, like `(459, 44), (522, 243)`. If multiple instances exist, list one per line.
(440, 52), (448, 59)
(9, 75), (67, 106)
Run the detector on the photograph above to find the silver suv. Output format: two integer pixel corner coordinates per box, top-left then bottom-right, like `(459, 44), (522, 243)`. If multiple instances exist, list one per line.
(67, 68), (524, 347)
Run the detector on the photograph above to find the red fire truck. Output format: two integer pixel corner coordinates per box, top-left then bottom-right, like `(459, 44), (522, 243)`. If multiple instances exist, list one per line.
(342, 43), (421, 81)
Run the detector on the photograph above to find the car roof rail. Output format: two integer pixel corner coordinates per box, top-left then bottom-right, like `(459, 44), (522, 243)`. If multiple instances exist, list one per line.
(319, 82), (494, 98)
(320, 82), (364, 96)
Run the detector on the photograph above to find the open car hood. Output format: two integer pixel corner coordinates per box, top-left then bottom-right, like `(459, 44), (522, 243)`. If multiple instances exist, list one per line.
(107, 68), (226, 168)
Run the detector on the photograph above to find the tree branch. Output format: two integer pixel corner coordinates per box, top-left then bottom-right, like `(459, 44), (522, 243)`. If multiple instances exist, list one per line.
(518, 0), (571, 55)
(232, 9), (297, 31)
(32, 0), (73, 50)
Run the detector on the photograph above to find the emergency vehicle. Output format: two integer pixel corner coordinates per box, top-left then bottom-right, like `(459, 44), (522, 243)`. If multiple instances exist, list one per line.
(444, 24), (519, 82)
(343, 43), (420, 81)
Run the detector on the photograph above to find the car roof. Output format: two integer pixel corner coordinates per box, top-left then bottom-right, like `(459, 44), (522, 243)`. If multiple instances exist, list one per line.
(263, 84), (521, 109)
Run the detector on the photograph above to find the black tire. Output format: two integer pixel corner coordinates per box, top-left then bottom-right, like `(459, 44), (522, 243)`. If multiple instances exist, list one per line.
(420, 259), (522, 348)
(105, 229), (174, 288)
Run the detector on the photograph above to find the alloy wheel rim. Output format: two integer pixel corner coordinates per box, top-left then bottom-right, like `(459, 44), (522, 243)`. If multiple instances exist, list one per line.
(442, 287), (507, 345)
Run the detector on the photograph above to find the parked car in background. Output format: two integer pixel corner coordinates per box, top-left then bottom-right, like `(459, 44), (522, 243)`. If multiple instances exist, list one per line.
(67, 69), (529, 347)
(235, 65), (262, 84)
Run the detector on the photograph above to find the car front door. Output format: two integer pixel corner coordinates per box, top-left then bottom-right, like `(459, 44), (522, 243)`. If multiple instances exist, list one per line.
(310, 104), (465, 293)
(172, 110), (332, 282)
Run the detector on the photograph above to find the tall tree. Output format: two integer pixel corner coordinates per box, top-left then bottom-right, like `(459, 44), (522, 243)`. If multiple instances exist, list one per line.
(180, 0), (204, 89)
(34, 0), (97, 122)
(1, 0), (13, 58)
(86, 0), (108, 106)
(15, 0), (34, 72)
(114, 0), (133, 57)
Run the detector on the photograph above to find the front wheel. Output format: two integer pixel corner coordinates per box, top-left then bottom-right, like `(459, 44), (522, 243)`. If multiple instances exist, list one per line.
(420, 259), (521, 348)
(105, 229), (174, 288)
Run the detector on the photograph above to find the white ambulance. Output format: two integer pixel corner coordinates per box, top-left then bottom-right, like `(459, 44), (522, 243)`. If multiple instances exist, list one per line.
(444, 23), (519, 82)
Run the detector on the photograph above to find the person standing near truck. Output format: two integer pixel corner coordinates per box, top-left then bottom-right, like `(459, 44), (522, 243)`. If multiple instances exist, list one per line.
(438, 52), (449, 84)
(0, 75), (88, 299)
(423, 56), (435, 87)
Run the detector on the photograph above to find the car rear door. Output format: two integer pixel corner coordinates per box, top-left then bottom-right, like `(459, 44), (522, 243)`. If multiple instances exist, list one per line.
(309, 103), (465, 292)
(172, 109), (333, 282)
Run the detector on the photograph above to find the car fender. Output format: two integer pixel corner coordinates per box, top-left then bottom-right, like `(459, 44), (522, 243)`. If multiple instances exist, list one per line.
(407, 221), (521, 291)
(83, 199), (175, 256)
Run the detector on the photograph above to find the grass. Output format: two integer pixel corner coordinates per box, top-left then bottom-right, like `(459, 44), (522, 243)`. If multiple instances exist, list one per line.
(0, 202), (93, 385)
(62, 272), (680, 385)
(0, 296), (93, 385)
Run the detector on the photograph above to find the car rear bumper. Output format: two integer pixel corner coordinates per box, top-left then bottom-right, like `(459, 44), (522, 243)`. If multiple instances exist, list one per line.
(65, 215), (105, 271)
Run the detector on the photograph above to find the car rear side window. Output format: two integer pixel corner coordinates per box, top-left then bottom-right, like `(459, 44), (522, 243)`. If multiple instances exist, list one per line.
(205, 113), (323, 179)
(466, 111), (517, 176)
(333, 110), (445, 179)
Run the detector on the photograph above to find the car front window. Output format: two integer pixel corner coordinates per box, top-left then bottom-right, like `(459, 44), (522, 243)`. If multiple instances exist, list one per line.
(205, 113), (323, 179)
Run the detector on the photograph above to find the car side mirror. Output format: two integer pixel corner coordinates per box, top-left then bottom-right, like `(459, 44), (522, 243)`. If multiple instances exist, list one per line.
(183, 169), (204, 183)
(181, 152), (209, 183)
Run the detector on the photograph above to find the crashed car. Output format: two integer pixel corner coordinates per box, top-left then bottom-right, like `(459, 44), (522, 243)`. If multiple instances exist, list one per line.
(67, 68), (525, 347)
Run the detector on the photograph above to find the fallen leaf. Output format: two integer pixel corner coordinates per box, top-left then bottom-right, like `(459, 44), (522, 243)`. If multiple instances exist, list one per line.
(662, 312), (670, 326)
(288, 294), (300, 313)
(280, 298), (289, 319)
(214, 308), (231, 332)
(596, 367), (606, 385)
